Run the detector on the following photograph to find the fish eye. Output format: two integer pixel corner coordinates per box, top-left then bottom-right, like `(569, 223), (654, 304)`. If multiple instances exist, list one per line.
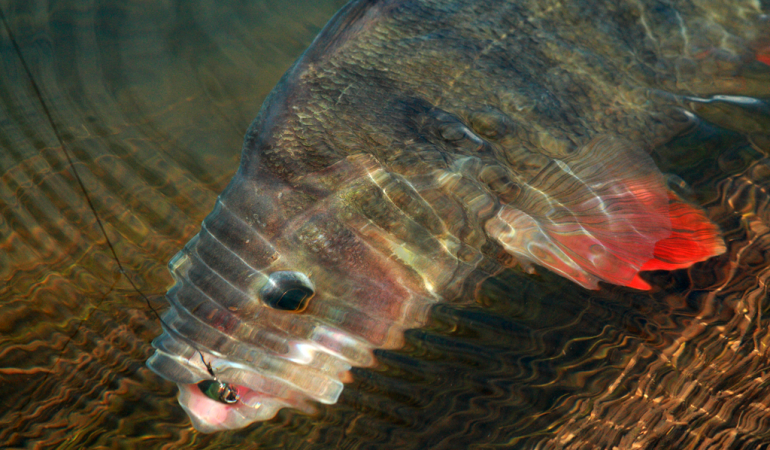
(260, 271), (315, 312)
(198, 379), (239, 404)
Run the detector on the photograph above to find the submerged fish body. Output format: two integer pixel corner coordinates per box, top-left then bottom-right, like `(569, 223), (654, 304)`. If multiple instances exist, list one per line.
(146, 0), (767, 432)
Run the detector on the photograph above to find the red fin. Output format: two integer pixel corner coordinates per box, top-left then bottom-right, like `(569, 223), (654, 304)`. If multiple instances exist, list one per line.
(488, 136), (725, 291)
(637, 192), (726, 274)
(756, 45), (770, 67)
(626, 275), (652, 290)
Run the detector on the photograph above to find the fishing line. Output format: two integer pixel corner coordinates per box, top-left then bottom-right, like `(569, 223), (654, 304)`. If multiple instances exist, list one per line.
(0, 5), (221, 396)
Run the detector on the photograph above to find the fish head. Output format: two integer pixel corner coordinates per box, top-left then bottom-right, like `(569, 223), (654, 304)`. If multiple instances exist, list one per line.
(146, 148), (462, 432)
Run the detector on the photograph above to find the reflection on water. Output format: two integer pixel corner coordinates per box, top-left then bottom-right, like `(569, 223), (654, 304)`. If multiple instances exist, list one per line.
(2, 0), (770, 448)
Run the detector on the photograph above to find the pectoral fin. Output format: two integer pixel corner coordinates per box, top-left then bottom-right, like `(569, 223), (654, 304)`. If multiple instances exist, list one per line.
(488, 136), (725, 290)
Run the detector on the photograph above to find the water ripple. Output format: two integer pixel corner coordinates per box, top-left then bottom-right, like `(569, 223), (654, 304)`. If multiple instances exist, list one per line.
(3, 0), (770, 449)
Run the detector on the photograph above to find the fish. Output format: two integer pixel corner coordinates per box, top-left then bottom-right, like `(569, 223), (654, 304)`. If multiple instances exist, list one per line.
(146, 0), (769, 433)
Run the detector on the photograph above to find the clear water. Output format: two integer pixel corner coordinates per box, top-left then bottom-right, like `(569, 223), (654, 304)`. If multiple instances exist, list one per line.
(2, 0), (770, 449)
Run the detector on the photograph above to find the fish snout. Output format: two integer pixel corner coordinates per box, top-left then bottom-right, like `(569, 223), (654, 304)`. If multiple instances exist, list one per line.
(176, 382), (286, 433)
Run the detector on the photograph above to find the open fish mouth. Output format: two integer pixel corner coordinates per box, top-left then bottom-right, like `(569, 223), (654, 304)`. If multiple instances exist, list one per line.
(148, 327), (350, 432)
(154, 353), (341, 433)
(177, 382), (280, 434)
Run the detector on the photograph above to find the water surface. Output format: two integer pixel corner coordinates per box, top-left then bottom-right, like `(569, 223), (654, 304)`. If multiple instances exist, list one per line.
(2, 1), (770, 449)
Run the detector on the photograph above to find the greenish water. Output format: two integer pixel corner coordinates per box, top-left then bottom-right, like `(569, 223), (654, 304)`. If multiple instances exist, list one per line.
(2, 1), (770, 449)
(0, 1), (349, 447)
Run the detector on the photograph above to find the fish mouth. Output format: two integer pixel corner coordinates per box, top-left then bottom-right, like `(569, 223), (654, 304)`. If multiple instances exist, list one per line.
(147, 328), (349, 432)
(150, 350), (334, 433)
(176, 382), (302, 433)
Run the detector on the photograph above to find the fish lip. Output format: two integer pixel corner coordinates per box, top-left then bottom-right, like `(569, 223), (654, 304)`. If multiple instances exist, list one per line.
(148, 331), (347, 431)
(177, 382), (255, 433)
(177, 382), (315, 433)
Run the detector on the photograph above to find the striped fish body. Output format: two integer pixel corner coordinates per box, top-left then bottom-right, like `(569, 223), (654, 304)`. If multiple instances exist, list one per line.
(146, 0), (768, 432)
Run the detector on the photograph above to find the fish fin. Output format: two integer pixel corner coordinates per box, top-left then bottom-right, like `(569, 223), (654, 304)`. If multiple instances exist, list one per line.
(488, 136), (725, 290)
(638, 192), (726, 273)
(754, 44), (770, 67)
(626, 275), (652, 290)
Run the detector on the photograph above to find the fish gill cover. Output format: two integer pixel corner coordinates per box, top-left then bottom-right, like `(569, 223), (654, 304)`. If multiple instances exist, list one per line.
(144, 0), (755, 436)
